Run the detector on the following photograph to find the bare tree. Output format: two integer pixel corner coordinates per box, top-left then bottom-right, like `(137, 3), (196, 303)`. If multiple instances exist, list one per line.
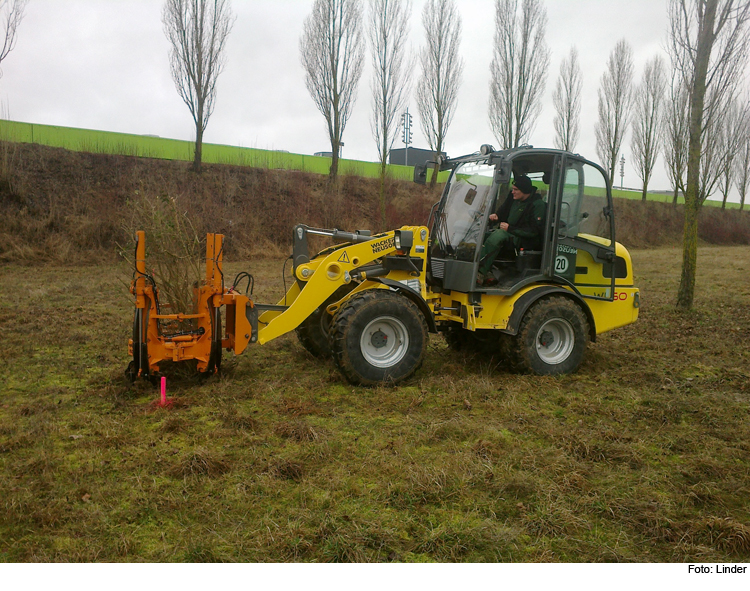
(0, 0), (26, 79)
(668, 0), (750, 308)
(416, 0), (463, 188)
(552, 47), (582, 152)
(595, 39), (634, 184)
(631, 55), (667, 201)
(735, 125), (750, 210)
(301, 0), (365, 182)
(717, 98), (748, 207)
(663, 73), (691, 206)
(163, 0), (234, 173)
(369, 0), (412, 224)
(668, 87), (733, 209)
(489, 0), (550, 149)
(694, 88), (727, 202)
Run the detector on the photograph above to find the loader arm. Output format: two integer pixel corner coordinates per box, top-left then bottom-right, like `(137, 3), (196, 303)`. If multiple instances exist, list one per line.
(257, 226), (429, 344)
(127, 226), (430, 383)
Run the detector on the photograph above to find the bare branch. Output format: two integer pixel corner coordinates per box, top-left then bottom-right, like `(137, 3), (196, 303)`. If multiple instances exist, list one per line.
(369, 0), (412, 173)
(0, 0), (28, 79)
(667, 0), (750, 308)
(489, 0), (550, 149)
(733, 101), (750, 210)
(552, 46), (582, 152)
(163, 0), (235, 172)
(663, 70), (691, 202)
(595, 39), (634, 184)
(631, 55), (667, 200)
(415, 0), (463, 187)
(716, 97), (749, 207)
(300, 0), (365, 181)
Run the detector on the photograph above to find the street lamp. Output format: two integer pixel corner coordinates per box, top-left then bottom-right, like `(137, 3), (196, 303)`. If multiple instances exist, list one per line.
(401, 108), (413, 166)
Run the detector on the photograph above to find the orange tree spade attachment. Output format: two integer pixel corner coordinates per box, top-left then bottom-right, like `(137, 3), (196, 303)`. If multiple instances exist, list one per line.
(127, 231), (256, 383)
(127, 224), (434, 386)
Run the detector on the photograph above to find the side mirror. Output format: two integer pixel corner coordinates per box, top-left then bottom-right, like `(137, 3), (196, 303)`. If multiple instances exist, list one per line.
(413, 164), (427, 185)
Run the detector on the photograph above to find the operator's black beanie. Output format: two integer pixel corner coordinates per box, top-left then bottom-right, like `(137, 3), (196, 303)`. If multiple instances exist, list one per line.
(513, 175), (534, 195)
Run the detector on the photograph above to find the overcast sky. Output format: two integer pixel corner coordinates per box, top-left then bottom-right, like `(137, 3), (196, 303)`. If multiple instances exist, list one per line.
(1, 0), (746, 201)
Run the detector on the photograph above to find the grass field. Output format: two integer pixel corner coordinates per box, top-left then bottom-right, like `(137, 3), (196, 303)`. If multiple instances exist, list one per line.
(1, 247), (749, 562)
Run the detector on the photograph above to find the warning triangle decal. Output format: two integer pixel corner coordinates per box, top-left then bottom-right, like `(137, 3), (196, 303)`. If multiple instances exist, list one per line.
(337, 251), (350, 263)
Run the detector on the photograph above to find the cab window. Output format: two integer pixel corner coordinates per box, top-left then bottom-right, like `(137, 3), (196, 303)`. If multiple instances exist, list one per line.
(436, 161), (496, 261)
(560, 161), (612, 241)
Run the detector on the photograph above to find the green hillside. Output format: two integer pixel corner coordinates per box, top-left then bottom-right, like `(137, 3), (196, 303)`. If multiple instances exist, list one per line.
(0, 118), (437, 181)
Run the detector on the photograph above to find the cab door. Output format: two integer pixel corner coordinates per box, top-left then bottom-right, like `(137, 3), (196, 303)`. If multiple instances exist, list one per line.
(551, 156), (617, 301)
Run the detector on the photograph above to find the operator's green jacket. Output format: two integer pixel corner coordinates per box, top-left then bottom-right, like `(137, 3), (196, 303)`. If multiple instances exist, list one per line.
(491, 189), (545, 251)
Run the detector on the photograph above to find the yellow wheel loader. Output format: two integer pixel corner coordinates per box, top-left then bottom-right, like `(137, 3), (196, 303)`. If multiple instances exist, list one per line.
(127, 146), (640, 386)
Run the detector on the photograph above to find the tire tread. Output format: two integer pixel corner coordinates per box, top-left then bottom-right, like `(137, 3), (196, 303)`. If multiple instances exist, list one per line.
(330, 290), (428, 386)
(515, 296), (589, 375)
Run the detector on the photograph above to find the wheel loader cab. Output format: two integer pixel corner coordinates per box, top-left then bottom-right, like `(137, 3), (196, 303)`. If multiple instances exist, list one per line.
(428, 148), (618, 300)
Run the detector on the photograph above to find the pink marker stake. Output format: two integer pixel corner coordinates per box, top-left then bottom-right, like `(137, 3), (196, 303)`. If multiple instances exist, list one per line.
(160, 376), (167, 407)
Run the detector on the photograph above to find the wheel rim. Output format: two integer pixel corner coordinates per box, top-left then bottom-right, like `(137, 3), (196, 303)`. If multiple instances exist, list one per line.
(535, 318), (575, 365)
(360, 316), (409, 368)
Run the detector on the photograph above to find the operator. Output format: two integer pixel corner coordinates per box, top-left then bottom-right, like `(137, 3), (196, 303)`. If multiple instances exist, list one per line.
(477, 175), (545, 285)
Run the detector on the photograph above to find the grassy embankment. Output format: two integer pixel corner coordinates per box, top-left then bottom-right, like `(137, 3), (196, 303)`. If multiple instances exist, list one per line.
(0, 246), (749, 562)
(0, 118), (744, 207)
(0, 118), (443, 182)
(0, 141), (441, 264)
(1, 141), (749, 267)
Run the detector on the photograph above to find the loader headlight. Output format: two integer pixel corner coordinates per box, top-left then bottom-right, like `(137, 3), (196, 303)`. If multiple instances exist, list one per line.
(394, 230), (413, 251)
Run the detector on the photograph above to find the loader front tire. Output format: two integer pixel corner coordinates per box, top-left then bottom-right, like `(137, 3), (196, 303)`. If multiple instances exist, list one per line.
(330, 290), (428, 386)
(515, 296), (589, 375)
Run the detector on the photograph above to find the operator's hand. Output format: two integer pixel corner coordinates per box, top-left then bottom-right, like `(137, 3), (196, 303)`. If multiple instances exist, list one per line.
(489, 213), (498, 221)
(499, 222), (509, 231)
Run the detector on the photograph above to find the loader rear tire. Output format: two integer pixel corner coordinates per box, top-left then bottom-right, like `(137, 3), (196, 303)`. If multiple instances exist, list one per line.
(442, 324), (516, 371)
(515, 296), (589, 375)
(296, 285), (353, 359)
(443, 324), (502, 354)
(296, 306), (334, 358)
(330, 290), (428, 386)
(442, 323), (473, 351)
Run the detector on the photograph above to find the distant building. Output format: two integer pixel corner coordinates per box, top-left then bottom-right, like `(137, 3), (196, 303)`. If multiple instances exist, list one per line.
(389, 147), (445, 167)
(315, 143), (345, 158)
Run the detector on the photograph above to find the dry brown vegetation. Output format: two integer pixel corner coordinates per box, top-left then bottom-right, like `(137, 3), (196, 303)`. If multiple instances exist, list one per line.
(0, 142), (437, 265)
(0, 246), (748, 562)
(0, 141), (749, 267)
(0, 143), (749, 562)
